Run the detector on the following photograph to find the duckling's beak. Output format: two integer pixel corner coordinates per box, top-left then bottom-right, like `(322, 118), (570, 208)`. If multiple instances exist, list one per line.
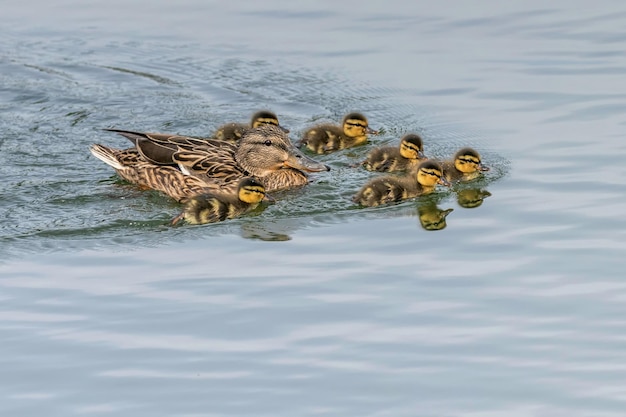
(262, 193), (275, 203)
(438, 176), (451, 187)
(279, 125), (290, 134)
(366, 126), (379, 135)
(418, 150), (426, 159)
(283, 147), (331, 172)
(478, 163), (490, 172)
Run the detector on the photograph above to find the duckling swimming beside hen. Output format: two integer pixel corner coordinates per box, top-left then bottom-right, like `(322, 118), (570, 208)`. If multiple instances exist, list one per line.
(300, 112), (378, 154)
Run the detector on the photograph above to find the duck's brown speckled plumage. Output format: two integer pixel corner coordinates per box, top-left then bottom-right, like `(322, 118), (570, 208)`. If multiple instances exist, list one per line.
(91, 125), (329, 202)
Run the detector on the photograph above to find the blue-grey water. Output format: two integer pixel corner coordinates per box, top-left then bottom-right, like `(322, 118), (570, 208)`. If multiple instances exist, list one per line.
(2, 1), (626, 416)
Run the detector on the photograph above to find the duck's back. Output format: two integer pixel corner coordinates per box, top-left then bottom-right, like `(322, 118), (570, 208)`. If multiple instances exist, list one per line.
(178, 192), (248, 224)
(363, 146), (413, 172)
(440, 160), (465, 182)
(301, 124), (344, 153)
(353, 175), (420, 207)
(172, 141), (243, 182)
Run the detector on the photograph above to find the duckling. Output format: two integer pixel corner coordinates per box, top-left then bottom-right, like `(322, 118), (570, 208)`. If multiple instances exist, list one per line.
(171, 177), (268, 225)
(212, 110), (289, 142)
(440, 147), (489, 182)
(362, 133), (426, 172)
(352, 160), (450, 207)
(418, 204), (454, 231)
(91, 125), (330, 202)
(300, 112), (377, 154)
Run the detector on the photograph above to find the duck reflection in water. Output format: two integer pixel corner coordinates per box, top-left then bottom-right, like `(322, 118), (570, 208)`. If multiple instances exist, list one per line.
(456, 188), (492, 209)
(417, 203), (454, 231)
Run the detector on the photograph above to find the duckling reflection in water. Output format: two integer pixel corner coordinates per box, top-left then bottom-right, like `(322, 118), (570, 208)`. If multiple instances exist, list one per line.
(171, 177), (269, 225)
(456, 188), (491, 208)
(212, 110), (289, 143)
(300, 112), (378, 154)
(441, 147), (489, 182)
(352, 160), (450, 207)
(361, 133), (426, 172)
(418, 204), (454, 231)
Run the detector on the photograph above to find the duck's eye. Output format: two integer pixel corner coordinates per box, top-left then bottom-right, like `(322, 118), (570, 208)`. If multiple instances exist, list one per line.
(264, 140), (272, 146)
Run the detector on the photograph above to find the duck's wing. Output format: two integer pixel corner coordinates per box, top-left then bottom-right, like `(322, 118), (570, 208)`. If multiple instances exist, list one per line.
(105, 129), (229, 166)
(172, 141), (246, 185)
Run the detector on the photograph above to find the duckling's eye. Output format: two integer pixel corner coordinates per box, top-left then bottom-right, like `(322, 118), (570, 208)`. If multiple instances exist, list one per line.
(264, 140), (272, 146)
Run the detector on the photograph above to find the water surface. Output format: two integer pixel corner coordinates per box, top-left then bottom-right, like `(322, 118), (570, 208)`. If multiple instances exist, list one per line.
(2, 1), (626, 416)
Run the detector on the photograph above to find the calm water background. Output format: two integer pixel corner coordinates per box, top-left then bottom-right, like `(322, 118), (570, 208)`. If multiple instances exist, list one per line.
(2, 1), (626, 416)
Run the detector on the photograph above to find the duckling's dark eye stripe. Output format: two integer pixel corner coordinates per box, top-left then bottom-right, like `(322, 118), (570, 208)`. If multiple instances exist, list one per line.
(459, 157), (479, 164)
(402, 143), (421, 151)
(246, 186), (265, 194)
(347, 122), (367, 127)
(422, 169), (442, 177)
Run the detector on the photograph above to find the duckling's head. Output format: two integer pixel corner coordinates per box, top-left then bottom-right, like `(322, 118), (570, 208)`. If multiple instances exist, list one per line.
(453, 147), (489, 174)
(237, 177), (267, 204)
(236, 125), (330, 176)
(251, 110), (289, 133)
(342, 112), (377, 137)
(399, 134), (425, 160)
(416, 160), (451, 188)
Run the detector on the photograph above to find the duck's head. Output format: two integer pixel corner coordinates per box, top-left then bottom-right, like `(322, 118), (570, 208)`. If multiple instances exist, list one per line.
(416, 160), (451, 188)
(236, 125), (331, 176)
(237, 177), (269, 204)
(251, 110), (289, 133)
(399, 134), (425, 160)
(342, 112), (378, 137)
(453, 147), (489, 174)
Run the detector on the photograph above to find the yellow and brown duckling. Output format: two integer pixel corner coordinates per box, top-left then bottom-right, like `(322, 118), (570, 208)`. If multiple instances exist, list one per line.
(212, 110), (289, 143)
(90, 125), (330, 202)
(362, 133), (426, 172)
(352, 160), (450, 207)
(440, 147), (489, 182)
(171, 177), (268, 225)
(300, 112), (377, 154)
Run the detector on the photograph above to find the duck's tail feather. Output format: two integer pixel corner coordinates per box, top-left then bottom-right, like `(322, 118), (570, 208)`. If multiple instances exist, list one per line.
(90, 144), (124, 170)
(104, 128), (149, 146)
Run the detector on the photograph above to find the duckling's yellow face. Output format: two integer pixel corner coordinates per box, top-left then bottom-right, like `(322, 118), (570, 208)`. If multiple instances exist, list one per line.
(416, 163), (450, 187)
(399, 136), (425, 160)
(237, 178), (267, 204)
(454, 151), (489, 174)
(342, 115), (371, 138)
